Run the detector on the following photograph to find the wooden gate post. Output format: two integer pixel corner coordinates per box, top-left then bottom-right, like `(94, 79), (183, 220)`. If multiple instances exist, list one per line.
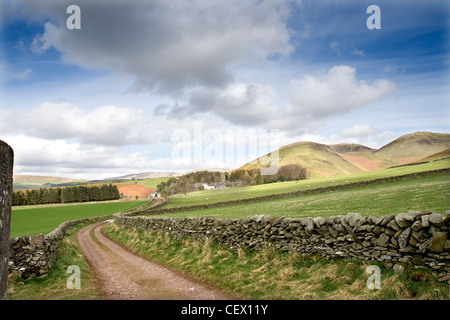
(0, 140), (13, 300)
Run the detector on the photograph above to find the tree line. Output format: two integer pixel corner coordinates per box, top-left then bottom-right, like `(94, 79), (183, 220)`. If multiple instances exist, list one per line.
(156, 165), (308, 196)
(12, 184), (120, 206)
(229, 164), (308, 185)
(157, 171), (226, 196)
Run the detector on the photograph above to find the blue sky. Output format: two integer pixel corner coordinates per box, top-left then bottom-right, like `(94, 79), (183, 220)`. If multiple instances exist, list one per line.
(0, 0), (449, 179)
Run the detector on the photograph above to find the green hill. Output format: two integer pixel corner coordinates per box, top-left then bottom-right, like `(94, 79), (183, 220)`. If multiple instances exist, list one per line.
(374, 131), (450, 165)
(241, 141), (364, 178)
(237, 131), (449, 178)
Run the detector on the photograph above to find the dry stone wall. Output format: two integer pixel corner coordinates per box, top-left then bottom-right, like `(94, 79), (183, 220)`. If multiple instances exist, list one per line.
(8, 217), (110, 278)
(115, 210), (450, 283)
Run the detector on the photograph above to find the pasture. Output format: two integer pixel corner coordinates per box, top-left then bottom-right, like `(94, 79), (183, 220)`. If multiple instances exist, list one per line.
(10, 200), (149, 238)
(165, 158), (449, 208)
(158, 174), (449, 219)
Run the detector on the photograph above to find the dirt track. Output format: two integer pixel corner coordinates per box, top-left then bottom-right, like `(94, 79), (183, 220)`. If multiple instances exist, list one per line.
(77, 221), (231, 300)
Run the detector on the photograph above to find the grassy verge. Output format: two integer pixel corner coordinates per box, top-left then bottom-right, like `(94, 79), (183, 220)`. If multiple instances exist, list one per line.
(11, 200), (150, 237)
(102, 223), (449, 300)
(7, 221), (102, 300)
(158, 174), (449, 219)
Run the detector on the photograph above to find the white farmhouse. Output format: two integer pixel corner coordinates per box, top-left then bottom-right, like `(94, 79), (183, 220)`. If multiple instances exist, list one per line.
(150, 191), (161, 198)
(202, 183), (215, 190)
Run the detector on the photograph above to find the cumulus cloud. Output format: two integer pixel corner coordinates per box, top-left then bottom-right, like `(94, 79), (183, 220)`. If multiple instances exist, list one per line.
(160, 65), (397, 131)
(187, 83), (277, 126)
(6, 134), (157, 179)
(5, 133), (241, 179)
(284, 65), (397, 129)
(16, 0), (295, 96)
(155, 65), (398, 135)
(3, 102), (152, 146)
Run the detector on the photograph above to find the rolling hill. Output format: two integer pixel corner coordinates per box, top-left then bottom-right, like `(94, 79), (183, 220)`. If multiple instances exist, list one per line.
(13, 175), (87, 191)
(373, 131), (450, 164)
(237, 131), (449, 178)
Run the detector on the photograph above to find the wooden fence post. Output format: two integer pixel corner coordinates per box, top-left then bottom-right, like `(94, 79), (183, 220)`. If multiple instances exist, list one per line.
(0, 140), (13, 300)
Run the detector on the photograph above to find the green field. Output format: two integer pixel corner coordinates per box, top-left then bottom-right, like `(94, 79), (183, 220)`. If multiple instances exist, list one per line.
(159, 174), (449, 219)
(166, 159), (449, 208)
(10, 200), (149, 238)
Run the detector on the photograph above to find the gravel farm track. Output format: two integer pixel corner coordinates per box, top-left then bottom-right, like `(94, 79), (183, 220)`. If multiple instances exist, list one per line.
(77, 220), (231, 300)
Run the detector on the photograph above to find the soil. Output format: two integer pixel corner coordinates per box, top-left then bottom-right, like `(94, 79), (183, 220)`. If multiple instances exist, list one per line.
(115, 184), (155, 199)
(77, 221), (231, 300)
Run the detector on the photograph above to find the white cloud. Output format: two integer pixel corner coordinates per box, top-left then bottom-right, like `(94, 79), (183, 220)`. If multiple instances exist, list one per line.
(13, 68), (32, 80)
(285, 65), (397, 127)
(187, 82), (277, 126)
(350, 46), (365, 57)
(154, 65), (398, 134)
(330, 41), (340, 55)
(340, 124), (375, 137)
(4, 102), (153, 146)
(23, 0), (295, 96)
(5, 134), (157, 179)
(30, 24), (55, 54)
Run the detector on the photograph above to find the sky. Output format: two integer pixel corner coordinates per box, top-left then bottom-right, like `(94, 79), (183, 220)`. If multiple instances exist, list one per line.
(0, 0), (449, 180)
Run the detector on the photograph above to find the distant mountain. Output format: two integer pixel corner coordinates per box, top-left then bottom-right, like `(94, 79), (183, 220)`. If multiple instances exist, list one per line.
(13, 175), (87, 190)
(104, 168), (232, 181)
(104, 172), (182, 181)
(236, 131), (450, 178)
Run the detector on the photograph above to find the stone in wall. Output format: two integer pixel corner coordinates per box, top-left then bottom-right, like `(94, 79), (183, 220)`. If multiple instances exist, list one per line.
(0, 140), (13, 300)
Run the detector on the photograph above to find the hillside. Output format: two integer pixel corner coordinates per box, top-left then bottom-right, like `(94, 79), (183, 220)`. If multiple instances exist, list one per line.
(332, 144), (398, 172)
(13, 175), (87, 190)
(419, 148), (450, 162)
(236, 131), (449, 178)
(374, 132), (450, 165)
(241, 141), (364, 178)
